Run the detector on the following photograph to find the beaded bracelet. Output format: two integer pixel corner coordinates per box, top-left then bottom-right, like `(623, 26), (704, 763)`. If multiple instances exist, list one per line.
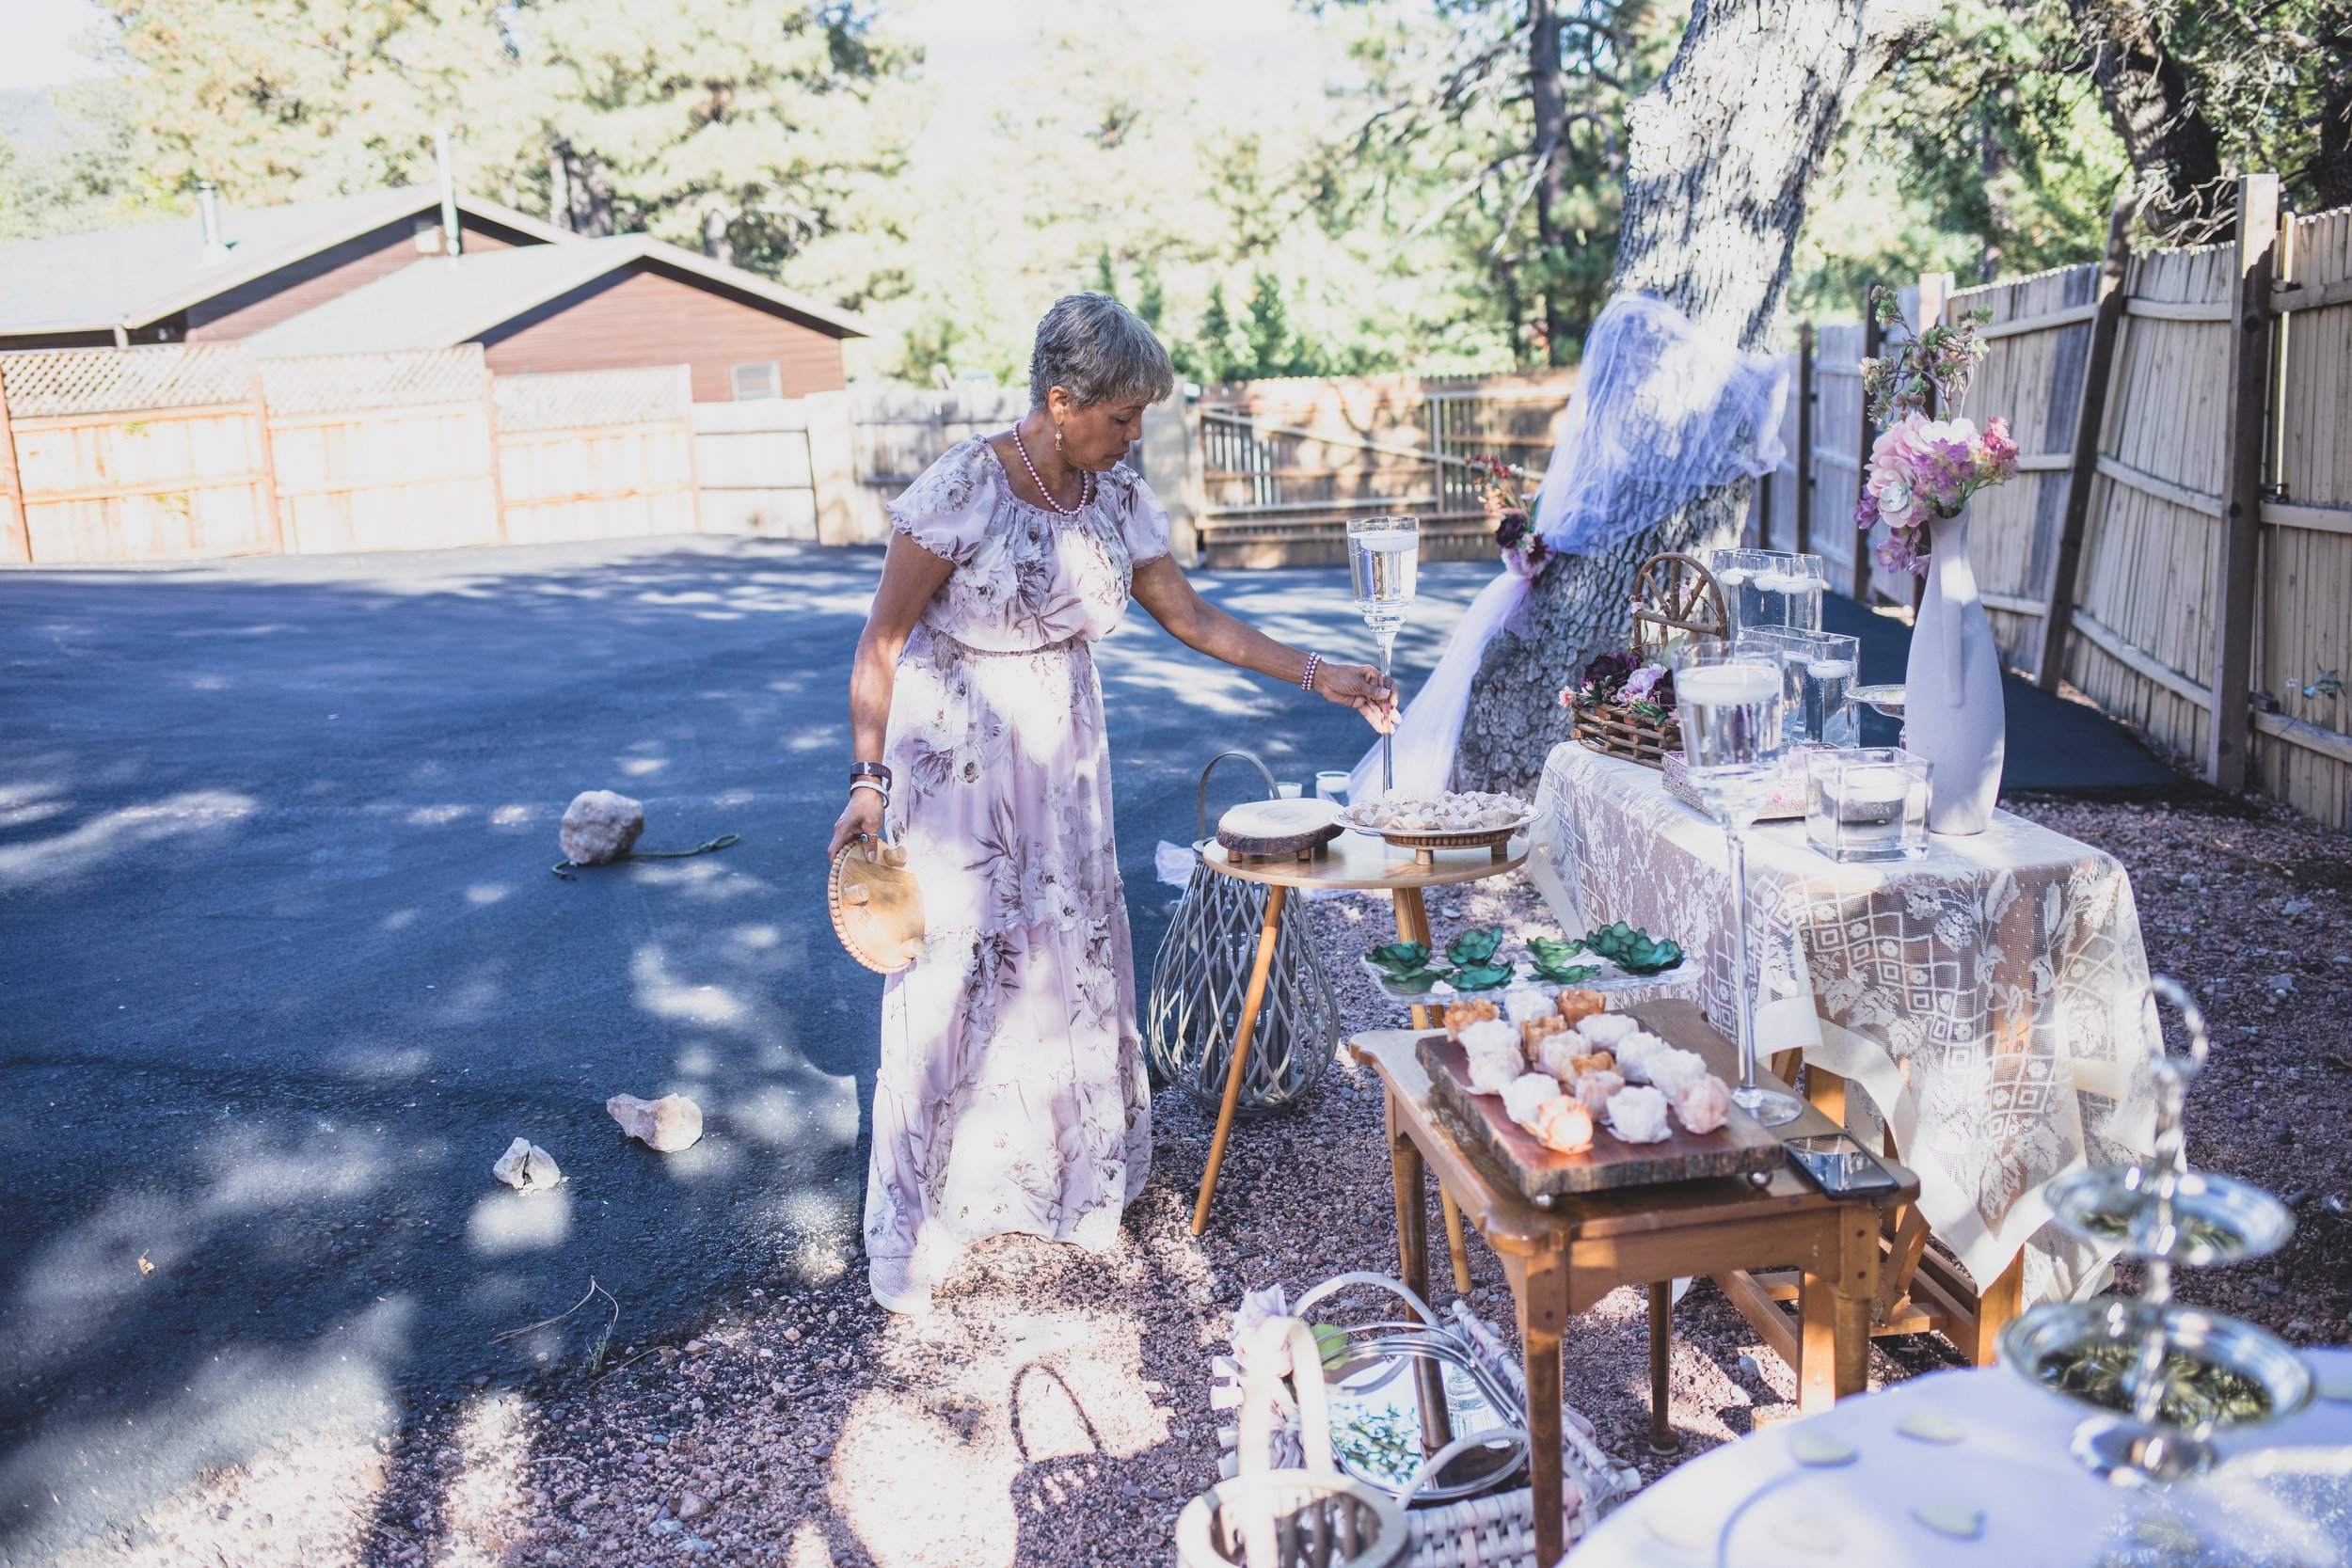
(1300, 652), (1323, 692)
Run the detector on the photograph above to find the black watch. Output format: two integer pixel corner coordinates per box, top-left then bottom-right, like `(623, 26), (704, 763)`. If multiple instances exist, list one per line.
(851, 761), (894, 787)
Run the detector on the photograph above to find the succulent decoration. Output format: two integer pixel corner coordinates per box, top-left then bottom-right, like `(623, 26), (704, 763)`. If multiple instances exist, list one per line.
(1448, 962), (1517, 991)
(1581, 921), (1685, 975)
(1524, 936), (1601, 986)
(1366, 941), (1451, 993)
(1444, 928), (1505, 968)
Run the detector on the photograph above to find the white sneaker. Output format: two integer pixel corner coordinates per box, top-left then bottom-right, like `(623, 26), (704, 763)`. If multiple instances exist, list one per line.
(868, 1256), (932, 1316)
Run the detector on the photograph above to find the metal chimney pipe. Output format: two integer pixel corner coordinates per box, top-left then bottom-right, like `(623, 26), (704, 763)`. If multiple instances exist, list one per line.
(196, 182), (230, 261)
(434, 127), (461, 262)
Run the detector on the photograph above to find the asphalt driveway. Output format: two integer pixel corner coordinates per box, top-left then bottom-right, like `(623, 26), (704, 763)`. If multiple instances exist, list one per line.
(0, 537), (1491, 1561)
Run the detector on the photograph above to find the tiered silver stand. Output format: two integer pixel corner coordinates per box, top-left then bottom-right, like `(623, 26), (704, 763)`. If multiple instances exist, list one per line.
(1999, 977), (2312, 1485)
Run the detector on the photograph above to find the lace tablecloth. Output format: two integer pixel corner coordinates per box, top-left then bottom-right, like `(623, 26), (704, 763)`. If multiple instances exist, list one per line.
(1569, 1354), (2352, 1568)
(1530, 743), (2160, 1304)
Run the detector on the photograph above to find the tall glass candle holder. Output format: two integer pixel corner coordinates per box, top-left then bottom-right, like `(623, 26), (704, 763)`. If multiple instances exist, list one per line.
(1671, 642), (1804, 1126)
(1708, 548), (1825, 640)
(1737, 628), (1861, 748)
(1347, 515), (1419, 793)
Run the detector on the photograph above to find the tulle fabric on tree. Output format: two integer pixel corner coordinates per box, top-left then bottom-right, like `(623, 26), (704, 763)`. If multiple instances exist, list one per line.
(1353, 293), (1789, 798)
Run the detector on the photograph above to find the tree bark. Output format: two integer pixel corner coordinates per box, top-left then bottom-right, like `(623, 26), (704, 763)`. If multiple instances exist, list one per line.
(1527, 0), (1574, 363)
(2063, 0), (2231, 243)
(2315, 24), (2352, 211)
(1457, 0), (1934, 793)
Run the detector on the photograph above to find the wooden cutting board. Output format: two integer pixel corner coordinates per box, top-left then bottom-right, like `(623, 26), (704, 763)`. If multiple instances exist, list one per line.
(1216, 797), (1343, 857)
(1418, 1003), (1785, 1196)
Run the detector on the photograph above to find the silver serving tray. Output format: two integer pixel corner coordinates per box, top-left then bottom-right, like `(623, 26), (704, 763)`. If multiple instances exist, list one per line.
(2043, 1164), (2295, 1266)
(2001, 1297), (2314, 1437)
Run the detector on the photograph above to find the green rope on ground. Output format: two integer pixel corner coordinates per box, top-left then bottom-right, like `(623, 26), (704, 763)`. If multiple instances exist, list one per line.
(552, 833), (739, 880)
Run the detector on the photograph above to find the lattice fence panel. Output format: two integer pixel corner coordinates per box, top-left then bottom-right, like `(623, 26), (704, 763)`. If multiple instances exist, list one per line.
(258, 347), (486, 415)
(493, 365), (691, 433)
(0, 345), (257, 418)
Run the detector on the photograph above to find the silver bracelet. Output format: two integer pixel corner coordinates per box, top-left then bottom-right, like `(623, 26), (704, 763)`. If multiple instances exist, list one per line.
(849, 778), (889, 806)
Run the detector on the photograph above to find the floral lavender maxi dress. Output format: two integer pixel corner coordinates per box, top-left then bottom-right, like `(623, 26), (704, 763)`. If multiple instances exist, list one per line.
(866, 437), (1166, 1282)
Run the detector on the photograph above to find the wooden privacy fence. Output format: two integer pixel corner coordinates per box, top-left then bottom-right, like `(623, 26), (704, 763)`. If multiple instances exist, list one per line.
(0, 345), (701, 563)
(1759, 180), (2352, 830)
(1193, 371), (1577, 567)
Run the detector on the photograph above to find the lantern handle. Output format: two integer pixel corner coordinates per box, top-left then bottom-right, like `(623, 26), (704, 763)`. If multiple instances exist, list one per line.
(1194, 750), (1279, 843)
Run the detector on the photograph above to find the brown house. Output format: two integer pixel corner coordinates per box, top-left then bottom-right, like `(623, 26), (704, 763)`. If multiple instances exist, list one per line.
(0, 186), (568, 351)
(0, 187), (867, 399)
(244, 233), (868, 401)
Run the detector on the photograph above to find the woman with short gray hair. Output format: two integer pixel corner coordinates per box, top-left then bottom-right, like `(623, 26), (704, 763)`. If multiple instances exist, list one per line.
(831, 293), (1395, 1313)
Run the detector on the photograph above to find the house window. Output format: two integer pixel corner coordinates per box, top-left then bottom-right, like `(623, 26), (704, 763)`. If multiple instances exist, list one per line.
(731, 361), (783, 401)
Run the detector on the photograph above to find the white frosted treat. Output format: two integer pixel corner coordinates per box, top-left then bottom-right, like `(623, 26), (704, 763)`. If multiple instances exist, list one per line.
(1613, 1030), (1670, 1084)
(1645, 1047), (1710, 1101)
(1574, 1012), (1638, 1049)
(1535, 1033), (1585, 1084)
(1461, 1019), (1519, 1057)
(1502, 1072), (1560, 1130)
(1504, 988), (1555, 1027)
(1573, 1069), (1624, 1117)
(1606, 1085), (1673, 1144)
(1677, 1074), (1734, 1134)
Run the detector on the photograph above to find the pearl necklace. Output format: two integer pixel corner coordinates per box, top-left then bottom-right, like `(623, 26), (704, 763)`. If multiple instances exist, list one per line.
(1009, 425), (1094, 517)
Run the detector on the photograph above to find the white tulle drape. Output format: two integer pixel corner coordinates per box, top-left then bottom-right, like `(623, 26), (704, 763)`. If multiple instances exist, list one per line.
(1350, 294), (1790, 801)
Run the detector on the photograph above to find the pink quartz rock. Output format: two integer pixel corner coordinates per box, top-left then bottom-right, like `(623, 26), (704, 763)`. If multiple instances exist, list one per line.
(561, 790), (644, 865)
(607, 1092), (704, 1152)
(1573, 1069), (1625, 1117)
(1676, 1074), (1734, 1135)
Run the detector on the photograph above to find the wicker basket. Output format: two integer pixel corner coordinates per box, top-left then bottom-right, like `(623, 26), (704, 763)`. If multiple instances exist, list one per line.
(1570, 550), (1725, 770)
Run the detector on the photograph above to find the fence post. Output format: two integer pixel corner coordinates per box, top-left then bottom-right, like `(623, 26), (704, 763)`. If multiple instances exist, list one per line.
(2037, 198), (2137, 690)
(1851, 285), (1883, 602)
(1794, 322), (1814, 554)
(2205, 172), (2281, 791)
(0, 364), (27, 563)
(248, 362), (285, 555)
(482, 359), (510, 543)
(1141, 395), (1203, 565)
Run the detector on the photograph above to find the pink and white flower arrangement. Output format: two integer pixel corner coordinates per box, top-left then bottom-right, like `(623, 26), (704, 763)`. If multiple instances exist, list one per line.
(1856, 411), (2020, 574)
(1853, 287), (2019, 576)
(1467, 455), (1552, 578)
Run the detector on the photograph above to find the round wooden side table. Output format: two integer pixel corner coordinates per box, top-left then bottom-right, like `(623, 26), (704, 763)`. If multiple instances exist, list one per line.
(1189, 830), (1530, 1243)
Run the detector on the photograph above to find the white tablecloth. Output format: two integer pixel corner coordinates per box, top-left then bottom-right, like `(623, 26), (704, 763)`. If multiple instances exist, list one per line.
(1568, 1353), (2352, 1567)
(1531, 743), (2160, 1304)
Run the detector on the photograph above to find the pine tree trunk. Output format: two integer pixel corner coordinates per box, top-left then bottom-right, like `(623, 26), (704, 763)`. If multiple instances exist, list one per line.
(1456, 0), (1934, 793)
(2064, 0), (2231, 243)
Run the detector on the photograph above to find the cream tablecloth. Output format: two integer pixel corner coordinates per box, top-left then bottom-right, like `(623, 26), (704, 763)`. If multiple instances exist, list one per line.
(1568, 1353), (2352, 1568)
(1530, 743), (2160, 1304)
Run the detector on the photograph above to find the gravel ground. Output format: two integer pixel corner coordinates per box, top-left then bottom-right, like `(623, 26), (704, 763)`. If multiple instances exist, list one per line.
(62, 793), (2350, 1568)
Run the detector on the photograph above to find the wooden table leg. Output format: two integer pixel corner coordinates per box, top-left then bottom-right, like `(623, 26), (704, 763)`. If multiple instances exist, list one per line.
(1510, 1252), (1568, 1568)
(1647, 1280), (1680, 1453)
(1799, 1202), (1883, 1411)
(1970, 1253), (2025, 1367)
(1393, 884), (1473, 1294)
(1385, 1088), (1454, 1453)
(1191, 883), (1286, 1236)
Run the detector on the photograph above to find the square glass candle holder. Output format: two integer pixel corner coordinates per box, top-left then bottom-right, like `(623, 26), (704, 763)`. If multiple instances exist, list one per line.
(1708, 548), (1826, 640)
(1736, 628), (1861, 748)
(1806, 747), (1931, 862)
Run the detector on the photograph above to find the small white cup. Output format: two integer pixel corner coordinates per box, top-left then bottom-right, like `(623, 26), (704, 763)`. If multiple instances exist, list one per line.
(1314, 770), (1351, 804)
(1277, 783), (1303, 800)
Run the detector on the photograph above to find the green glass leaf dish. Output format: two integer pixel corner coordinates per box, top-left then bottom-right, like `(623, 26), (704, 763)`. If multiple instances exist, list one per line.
(1525, 936), (1585, 967)
(1445, 928), (1505, 967)
(1383, 968), (1453, 994)
(1449, 962), (1515, 991)
(1527, 960), (1602, 986)
(1581, 921), (1685, 975)
(1367, 942), (1434, 976)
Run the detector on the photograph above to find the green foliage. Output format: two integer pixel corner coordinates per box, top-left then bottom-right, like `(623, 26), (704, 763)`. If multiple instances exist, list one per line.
(1581, 922), (1683, 975)
(1444, 928), (1505, 967)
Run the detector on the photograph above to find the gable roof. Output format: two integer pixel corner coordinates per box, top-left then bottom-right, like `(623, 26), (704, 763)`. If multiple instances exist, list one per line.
(242, 232), (871, 356)
(0, 186), (575, 338)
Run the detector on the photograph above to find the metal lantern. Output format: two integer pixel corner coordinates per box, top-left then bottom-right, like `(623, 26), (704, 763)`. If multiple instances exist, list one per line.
(1145, 752), (1340, 1116)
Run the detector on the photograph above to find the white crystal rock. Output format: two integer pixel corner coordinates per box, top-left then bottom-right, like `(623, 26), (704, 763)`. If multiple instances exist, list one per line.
(491, 1136), (562, 1192)
(1501, 1072), (1559, 1130)
(560, 789), (645, 865)
(608, 1091), (704, 1152)
(1574, 1013), (1638, 1049)
(1605, 1085), (1673, 1144)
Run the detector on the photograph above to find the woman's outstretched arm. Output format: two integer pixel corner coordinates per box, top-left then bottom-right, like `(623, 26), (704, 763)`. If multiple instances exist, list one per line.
(1128, 556), (1397, 732)
(829, 532), (956, 860)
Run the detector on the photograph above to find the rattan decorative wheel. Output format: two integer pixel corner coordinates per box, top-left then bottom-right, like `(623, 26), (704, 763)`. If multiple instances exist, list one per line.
(1571, 550), (1727, 770)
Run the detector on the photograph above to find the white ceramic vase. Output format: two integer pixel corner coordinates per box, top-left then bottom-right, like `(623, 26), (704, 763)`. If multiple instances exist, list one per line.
(1904, 506), (2005, 834)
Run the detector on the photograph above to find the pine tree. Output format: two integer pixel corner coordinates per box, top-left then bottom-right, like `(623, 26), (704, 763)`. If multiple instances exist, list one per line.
(1196, 280), (1240, 383)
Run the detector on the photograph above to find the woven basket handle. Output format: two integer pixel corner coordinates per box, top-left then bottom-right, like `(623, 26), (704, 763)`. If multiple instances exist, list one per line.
(1232, 1319), (1338, 1568)
(1195, 750), (1279, 844)
(1292, 1270), (1441, 1329)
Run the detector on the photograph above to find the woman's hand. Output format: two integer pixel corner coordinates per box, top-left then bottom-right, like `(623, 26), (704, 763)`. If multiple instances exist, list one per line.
(829, 790), (885, 862)
(1317, 661), (1399, 734)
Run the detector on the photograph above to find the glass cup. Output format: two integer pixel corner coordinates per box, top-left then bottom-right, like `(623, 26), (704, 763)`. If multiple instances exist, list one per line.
(1709, 548), (1826, 640)
(1806, 748), (1931, 862)
(1736, 628), (1861, 748)
(1670, 642), (1804, 1126)
(1314, 770), (1351, 804)
(1348, 515), (1420, 791)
